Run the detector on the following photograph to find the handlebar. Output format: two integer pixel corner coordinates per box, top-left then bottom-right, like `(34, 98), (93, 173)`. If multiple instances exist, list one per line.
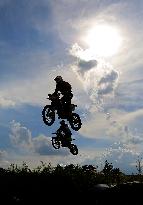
(46, 93), (60, 100)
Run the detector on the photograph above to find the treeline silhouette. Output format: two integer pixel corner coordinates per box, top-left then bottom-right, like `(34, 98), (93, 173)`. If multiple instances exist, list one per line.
(0, 160), (143, 204)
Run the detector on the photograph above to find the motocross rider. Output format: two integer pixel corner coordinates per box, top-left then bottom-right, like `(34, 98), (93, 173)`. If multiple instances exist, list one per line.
(56, 120), (72, 142)
(53, 76), (73, 108)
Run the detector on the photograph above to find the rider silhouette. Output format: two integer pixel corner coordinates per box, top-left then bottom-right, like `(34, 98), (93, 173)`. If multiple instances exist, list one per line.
(56, 120), (72, 142)
(53, 76), (73, 108)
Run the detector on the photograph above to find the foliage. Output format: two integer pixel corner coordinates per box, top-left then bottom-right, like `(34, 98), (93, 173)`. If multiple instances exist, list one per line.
(0, 160), (142, 187)
(0, 160), (143, 203)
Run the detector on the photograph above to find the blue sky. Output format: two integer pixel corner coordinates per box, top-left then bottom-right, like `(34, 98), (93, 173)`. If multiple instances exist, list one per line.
(0, 0), (143, 174)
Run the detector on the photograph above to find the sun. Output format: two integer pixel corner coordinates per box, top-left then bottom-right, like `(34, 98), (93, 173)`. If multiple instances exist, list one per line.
(84, 24), (122, 57)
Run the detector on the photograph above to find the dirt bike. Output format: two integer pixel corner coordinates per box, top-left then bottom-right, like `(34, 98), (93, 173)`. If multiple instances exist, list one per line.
(51, 132), (78, 155)
(42, 93), (82, 131)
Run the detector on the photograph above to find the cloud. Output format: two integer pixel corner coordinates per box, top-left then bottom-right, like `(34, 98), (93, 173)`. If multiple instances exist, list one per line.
(101, 142), (139, 161)
(49, 0), (127, 45)
(79, 106), (143, 152)
(57, 140), (141, 174)
(0, 0), (127, 112)
(99, 142), (139, 173)
(79, 112), (110, 139)
(106, 110), (143, 151)
(98, 69), (119, 95)
(0, 150), (10, 168)
(9, 120), (69, 156)
(0, 58), (83, 107)
(9, 120), (33, 151)
(107, 108), (143, 134)
(32, 135), (68, 156)
(78, 59), (97, 72)
(115, 80), (143, 112)
(8, 119), (143, 173)
(0, 0), (76, 104)
(119, 127), (143, 146)
(8, 121), (104, 168)
(0, 96), (15, 108)
(0, 69), (57, 106)
(70, 43), (119, 112)
(7, 147), (102, 169)
(75, 138), (140, 173)
(128, 135), (143, 145)
(115, 108), (143, 123)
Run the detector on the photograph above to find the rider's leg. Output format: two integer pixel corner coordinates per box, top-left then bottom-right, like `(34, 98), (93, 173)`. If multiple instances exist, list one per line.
(62, 92), (73, 104)
(67, 134), (72, 142)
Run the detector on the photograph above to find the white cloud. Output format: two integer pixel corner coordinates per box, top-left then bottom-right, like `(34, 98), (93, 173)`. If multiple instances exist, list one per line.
(49, 0), (128, 45)
(98, 69), (119, 95)
(79, 112), (110, 139)
(0, 96), (15, 108)
(105, 109), (143, 153)
(32, 134), (68, 156)
(0, 0), (139, 114)
(76, 138), (141, 173)
(0, 61), (84, 108)
(9, 120), (33, 151)
(9, 120), (69, 156)
(8, 120), (108, 168)
(120, 109), (143, 124)
(98, 142), (139, 173)
(79, 106), (143, 155)
(70, 43), (119, 112)
(107, 108), (143, 134)
(49, 0), (143, 116)
(8, 119), (143, 173)
(7, 147), (101, 169)
(0, 150), (10, 169)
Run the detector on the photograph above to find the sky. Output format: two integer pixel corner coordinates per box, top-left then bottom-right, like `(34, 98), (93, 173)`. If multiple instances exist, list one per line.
(0, 0), (143, 174)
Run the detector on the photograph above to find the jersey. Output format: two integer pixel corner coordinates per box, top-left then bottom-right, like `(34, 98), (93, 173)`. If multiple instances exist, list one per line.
(55, 81), (72, 95)
(57, 124), (72, 137)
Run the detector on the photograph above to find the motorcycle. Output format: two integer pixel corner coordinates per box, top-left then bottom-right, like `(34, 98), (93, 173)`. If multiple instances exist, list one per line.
(42, 93), (82, 131)
(51, 132), (78, 155)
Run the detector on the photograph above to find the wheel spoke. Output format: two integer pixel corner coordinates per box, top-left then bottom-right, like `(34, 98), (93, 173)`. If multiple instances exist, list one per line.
(52, 137), (60, 149)
(73, 117), (79, 127)
(42, 105), (55, 126)
(69, 113), (81, 131)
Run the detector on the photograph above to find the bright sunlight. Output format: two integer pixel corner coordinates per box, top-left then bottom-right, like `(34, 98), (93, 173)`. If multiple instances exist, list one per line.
(84, 24), (122, 57)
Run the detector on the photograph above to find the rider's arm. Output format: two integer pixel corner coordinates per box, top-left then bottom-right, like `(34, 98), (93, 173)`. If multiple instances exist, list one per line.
(54, 83), (59, 94)
(57, 127), (62, 135)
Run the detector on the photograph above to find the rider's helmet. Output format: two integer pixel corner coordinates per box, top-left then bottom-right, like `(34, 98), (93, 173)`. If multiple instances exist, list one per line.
(60, 120), (66, 125)
(54, 76), (63, 82)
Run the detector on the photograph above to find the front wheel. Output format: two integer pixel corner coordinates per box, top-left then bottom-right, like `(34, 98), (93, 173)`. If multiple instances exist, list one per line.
(69, 113), (82, 131)
(70, 144), (78, 155)
(42, 105), (55, 126)
(52, 137), (60, 149)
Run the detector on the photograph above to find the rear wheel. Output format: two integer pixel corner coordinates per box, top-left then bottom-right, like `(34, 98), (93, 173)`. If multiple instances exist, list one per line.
(69, 113), (82, 131)
(70, 144), (78, 155)
(42, 105), (55, 126)
(52, 137), (60, 149)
